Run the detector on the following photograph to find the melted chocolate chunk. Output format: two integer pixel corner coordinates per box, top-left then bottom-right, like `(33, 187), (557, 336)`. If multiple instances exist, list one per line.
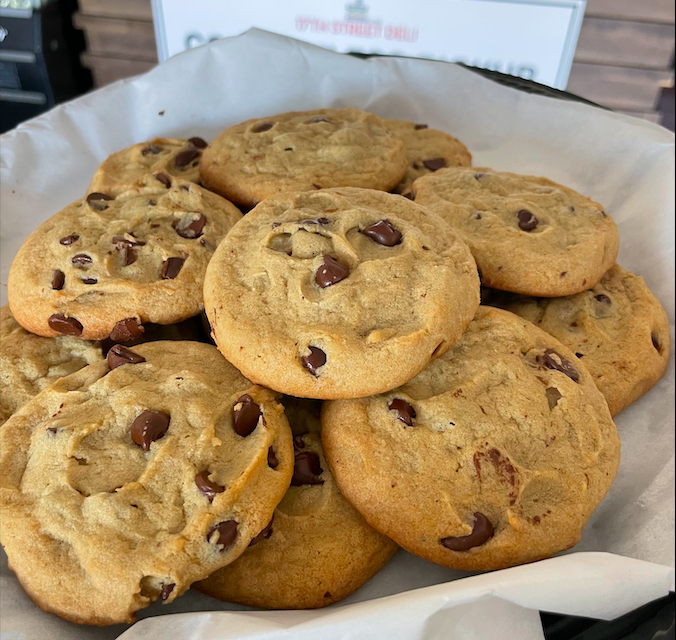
(440, 512), (494, 551)
(302, 346), (326, 375)
(208, 520), (238, 550)
(174, 213), (206, 239)
(154, 172), (171, 188)
(362, 219), (402, 247)
(299, 217), (331, 225)
(161, 257), (185, 279)
(414, 123), (428, 130)
(595, 294), (611, 305)
(249, 517), (274, 546)
(517, 209), (538, 231)
(51, 270), (65, 290)
(48, 314), (82, 336)
(267, 446), (279, 469)
(160, 583), (175, 601)
(175, 148), (200, 168)
(195, 470), (225, 501)
(388, 398), (416, 426)
(142, 144), (163, 156)
(291, 452), (324, 486)
(86, 192), (112, 204)
(253, 122), (273, 133)
(71, 254), (93, 265)
(59, 234), (79, 245)
(130, 410), (170, 450)
(232, 394), (261, 437)
(110, 318), (144, 342)
(422, 157), (447, 172)
(188, 136), (208, 149)
(107, 344), (146, 370)
(81, 277), (98, 285)
(543, 349), (580, 382)
(316, 255), (349, 288)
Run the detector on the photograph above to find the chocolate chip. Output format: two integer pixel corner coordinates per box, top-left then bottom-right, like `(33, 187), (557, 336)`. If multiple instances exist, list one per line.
(560, 271), (568, 278)
(249, 517), (274, 546)
(440, 512), (494, 551)
(545, 387), (563, 410)
(402, 191), (414, 200)
(517, 209), (538, 231)
(110, 318), (144, 342)
(299, 217), (331, 225)
(173, 213), (206, 239)
(131, 410), (170, 450)
(175, 148), (200, 168)
(161, 257), (185, 279)
(310, 116), (331, 123)
(302, 346), (326, 375)
(47, 427), (58, 435)
(154, 172), (171, 188)
(543, 349), (580, 382)
(86, 192), (112, 204)
(293, 434), (306, 451)
(291, 451), (324, 486)
(473, 213), (482, 220)
(71, 254), (92, 265)
(188, 137), (208, 149)
(267, 447), (279, 469)
(199, 238), (214, 251)
(232, 394), (261, 437)
(316, 255), (349, 288)
(48, 314), (82, 336)
(595, 294), (611, 304)
(112, 235), (145, 248)
(312, 183), (322, 190)
(142, 145), (162, 156)
(362, 219), (402, 246)
(651, 332), (662, 352)
(195, 470), (225, 501)
(414, 123), (428, 130)
(51, 270), (65, 290)
(160, 583), (175, 601)
(575, 352), (584, 358)
(475, 172), (485, 180)
(388, 398), (416, 426)
(208, 520), (238, 550)
(108, 344), (146, 369)
(59, 234), (79, 245)
(422, 158), (447, 172)
(253, 122), (273, 133)
(81, 277), (97, 284)
(124, 247), (137, 265)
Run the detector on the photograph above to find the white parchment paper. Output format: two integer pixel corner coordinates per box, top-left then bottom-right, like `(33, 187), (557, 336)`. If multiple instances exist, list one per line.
(0, 29), (674, 640)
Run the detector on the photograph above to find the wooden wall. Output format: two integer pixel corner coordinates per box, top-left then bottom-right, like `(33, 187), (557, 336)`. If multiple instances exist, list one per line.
(75, 0), (674, 123)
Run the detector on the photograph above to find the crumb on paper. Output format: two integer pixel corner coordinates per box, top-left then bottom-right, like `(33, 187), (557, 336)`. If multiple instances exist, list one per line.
(159, 110), (165, 116)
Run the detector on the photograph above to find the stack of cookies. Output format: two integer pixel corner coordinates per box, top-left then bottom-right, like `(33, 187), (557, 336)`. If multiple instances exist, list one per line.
(0, 108), (670, 626)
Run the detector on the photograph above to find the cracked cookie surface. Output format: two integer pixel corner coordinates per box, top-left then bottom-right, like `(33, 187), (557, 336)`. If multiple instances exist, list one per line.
(383, 119), (471, 194)
(88, 137), (206, 197)
(0, 305), (102, 427)
(196, 397), (398, 609)
(199, 109), (408, 208)
(412, 167), (619, 296)
(204, 187), (480, 399)
(484, 264), (671, 416)
(322, 307), (620, 571)
(0, 341), (293, 625)
(8, 178), (242, 340)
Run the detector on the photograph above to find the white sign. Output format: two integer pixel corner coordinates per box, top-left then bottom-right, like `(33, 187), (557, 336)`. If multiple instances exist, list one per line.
(152, 0), (586, 90)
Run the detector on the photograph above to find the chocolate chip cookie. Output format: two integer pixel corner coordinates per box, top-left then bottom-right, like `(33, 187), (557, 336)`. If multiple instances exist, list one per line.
(0, 305), (102, 427)
(204, 187), (480, 399)
(196, 397), (398, 609)
(8, 178), (242, 340)
(484, 264), (671, 416)
(412, 168), (620, 296)
(322, 307), (620, 571)
(88, 137), (207, 197)
(383, 119), (471, 194)
(0, 341), (294, 625)
(199, 109), (408, 209)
